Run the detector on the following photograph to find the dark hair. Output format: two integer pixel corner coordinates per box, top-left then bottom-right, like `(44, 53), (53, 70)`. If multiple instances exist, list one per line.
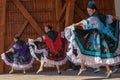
(87, 1), (97, 10)
(88, 1), (106, 26)
(14, 34), (20, 40)
(45, 24), (53, 30)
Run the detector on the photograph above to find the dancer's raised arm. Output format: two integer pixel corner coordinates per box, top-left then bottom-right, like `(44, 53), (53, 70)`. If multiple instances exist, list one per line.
(73, 21), (83, 27)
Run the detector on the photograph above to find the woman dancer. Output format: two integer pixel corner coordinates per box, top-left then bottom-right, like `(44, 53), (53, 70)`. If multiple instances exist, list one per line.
(65, 1), (120, 78)
(1, 34), (34, 74)
(29, 24), (67, 74)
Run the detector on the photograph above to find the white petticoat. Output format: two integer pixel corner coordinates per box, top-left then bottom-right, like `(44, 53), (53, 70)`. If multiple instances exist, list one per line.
(1, 53), (34, 70)
(65, 25), (120, 68)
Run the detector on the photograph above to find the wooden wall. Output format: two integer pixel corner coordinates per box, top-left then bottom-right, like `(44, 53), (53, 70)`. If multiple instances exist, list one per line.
(4, 0), (62, 73)
(0, 0), (6, 73)
(0, 0), (116, 73)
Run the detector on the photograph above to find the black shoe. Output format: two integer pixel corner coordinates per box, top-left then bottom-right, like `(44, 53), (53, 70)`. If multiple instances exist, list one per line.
(58, 72), (62, 75)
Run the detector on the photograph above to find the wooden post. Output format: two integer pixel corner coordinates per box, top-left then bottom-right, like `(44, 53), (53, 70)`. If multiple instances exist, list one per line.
(0, 0), (6, 73)
(56, 0), (62, 32)
(63, 0), (76, 69)
(18, 20), (29, 37)
(65, 0), (76, 27)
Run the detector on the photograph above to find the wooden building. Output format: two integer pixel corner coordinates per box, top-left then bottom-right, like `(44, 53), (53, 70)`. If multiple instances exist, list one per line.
(0, 0), (115, 73)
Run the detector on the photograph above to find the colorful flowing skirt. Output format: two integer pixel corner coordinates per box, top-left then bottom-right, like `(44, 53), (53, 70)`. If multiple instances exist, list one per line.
(1, 47), (34, 70)
(28, 36), (67, 67)
(65, 20), (120, 68)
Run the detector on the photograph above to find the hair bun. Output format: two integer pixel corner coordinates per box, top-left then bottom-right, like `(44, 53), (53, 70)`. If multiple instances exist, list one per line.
(15, 34), (19, 37)
(45, 23), (53, 30)
(14, 34), (20, 40)
(88, 1), (96, 6)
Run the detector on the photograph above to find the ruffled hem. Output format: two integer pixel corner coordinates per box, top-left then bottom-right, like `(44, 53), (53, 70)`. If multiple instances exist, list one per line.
(67, 55), (81, 65)
(80, 54), (120, 68)
(67, 45), (120, 68)
(44, 57), (68, 65)
(1, 53), (34, 70)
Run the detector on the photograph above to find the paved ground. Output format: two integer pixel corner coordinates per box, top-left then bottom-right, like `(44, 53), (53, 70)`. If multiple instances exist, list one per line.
(0, 68), (120, 80)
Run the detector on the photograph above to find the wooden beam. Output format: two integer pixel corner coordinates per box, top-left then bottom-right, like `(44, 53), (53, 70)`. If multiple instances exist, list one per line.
(65, 0), (76, 27)
(56, 0), (69, 31)
(0, 0), (6, 73)
(12, 0), (44, 35)
(8, 20), (29, 50)
(112, 0), (115, 16)
(61, 15), (65, 23)
(75, 5), (88, 19)
(18, 20), (29, 37)
(58, 1), (69, 22)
